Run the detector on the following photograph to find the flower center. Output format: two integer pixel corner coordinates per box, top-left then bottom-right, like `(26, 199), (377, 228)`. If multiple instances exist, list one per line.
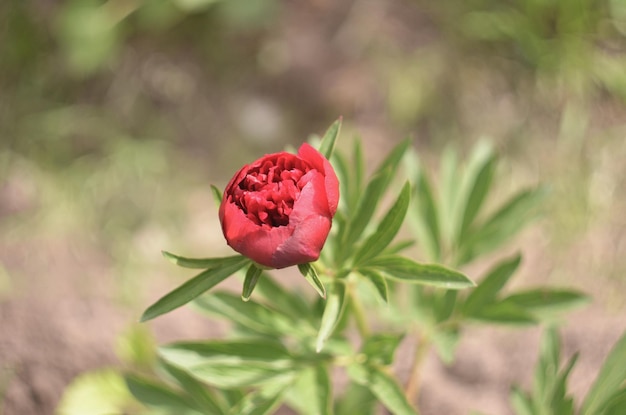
(233, 155), (310, 227)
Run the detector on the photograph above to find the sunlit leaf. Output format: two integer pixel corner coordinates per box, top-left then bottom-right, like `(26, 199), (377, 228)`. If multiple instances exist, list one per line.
(298, 263), (326, 299)
(141, 256), (250, 321)
(353, 182), (411, 265)
(582, 331), (626, 414)
(363, 255), (474, 289)
(316, 282), (348, 352)
(510, 386), (534, 415)
(195, 291), (313, 337)
(347, 364), (418, 415)
(459, 146), (496, 241)
(289, 365), (333, 415)
(318, 117), (342, 159)
(462, 254), (521, 316)
(56, 369), (134, 415)
(412, 164), (441, 261)
(253, 273), (313, 322)
(159, 339), (294, 388)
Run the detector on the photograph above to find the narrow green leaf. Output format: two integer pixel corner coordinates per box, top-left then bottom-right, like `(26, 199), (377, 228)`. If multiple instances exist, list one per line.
(471, 301), (536, 325)
(582, 331), (626, 414)
(159, 339), (293, 388)
(160, 360), (228, 415)
(434, 290), (457, 323)
(353, 182), (411, 265)
(242, 264), (263, 301)
(413, 166), (441, 261)
(125, 374), (201, 413)
(363, 255), (475, 289)
(459, 150), (497, 240)
(534, 327), (560, 405)
(211, 184), (223, 207)
(361, 334), (403, 366)
(347, 364), (418, 415)
(316, 282), (347, 352)
(162, 251), (244, 269)
(289, 366), (333, 415)
(510, 386), (535, 415)
(318, 118), (342, 159)
(342, 167), (394, 248)
(335, 382), (377, 415)
(254, 273), (313, 321)
(502, 289), (591, 316)
(341, 139), (411, 251)
(602, 389), (626, 415)
(332, 151), (353, 213)
(358, 269), (389, 303)
(141, 256), (249, 322)
(439, 146), (460, 244)
(233, 375), (294, 415)
(298, 263), (326, 299)
(353, 138), (365, 204)
(462, 254), (522, 316)
(460, 186), (547, 263)
(376, 138), (412, 177)
(195, 291), (313, 336)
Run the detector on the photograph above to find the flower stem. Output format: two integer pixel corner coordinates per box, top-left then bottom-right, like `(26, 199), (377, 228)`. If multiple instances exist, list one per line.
(404, 331), (431, 407)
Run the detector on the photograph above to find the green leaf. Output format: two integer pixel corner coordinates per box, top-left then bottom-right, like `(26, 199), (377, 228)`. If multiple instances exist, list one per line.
(533, 327), (560, 405)
(361, 334), (403, 366)
(242, 264), (263, 301)
(125, 374), (201, 413)
(434, 290), (457, 323)
(253, 273), (313, 321)
(318, 117), (342, 159)
(316, 282), (348, 352)
(162, 251), (245, 269)
(353, 138), (365, 206)
(211, 184), (223, 207)
(347, 364), (418, 415)
(141, 256), (249, 322)
(160, 360), (227, 415)
(233, 376), (294, 415)
(298, 263), (326, 299)
(289, 365), (333, 415)
(432, 328), (460, 364)
(341, 139), (410, 251)
(501, 289), (591, 317)
(353, 182), (411, 265)
(335, 382), (377, 415)
(358, 269), (389, 303)
(458, 147), (497, 241)
(412, 164), (441, 261)
(462, 254), (522, 316)
(460, 187), (546, 263)
(603, 389), (626, 415)
(159, 339), (294, 388)
(342, 167), (394, 248)
(195, 291), (313, 337)
(510, 386), (535, 415)
(56, 369), (134, 415)
(471, 301), (536, 325)
(363, 255), (475, 289)
(582, 331), (626, 414)
(439, 146), (460, 244)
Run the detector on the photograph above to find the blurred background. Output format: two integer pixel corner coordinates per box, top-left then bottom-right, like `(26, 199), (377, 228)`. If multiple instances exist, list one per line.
(1, 0), (626, 414)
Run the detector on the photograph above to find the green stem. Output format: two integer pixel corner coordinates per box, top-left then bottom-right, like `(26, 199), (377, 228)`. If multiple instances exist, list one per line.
(404, 331), (431, 407)
(349, 290), (371, 338)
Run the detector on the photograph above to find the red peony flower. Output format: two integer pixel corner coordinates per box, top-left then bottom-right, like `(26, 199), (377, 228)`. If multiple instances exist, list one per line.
(219, 143), (339, 269)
